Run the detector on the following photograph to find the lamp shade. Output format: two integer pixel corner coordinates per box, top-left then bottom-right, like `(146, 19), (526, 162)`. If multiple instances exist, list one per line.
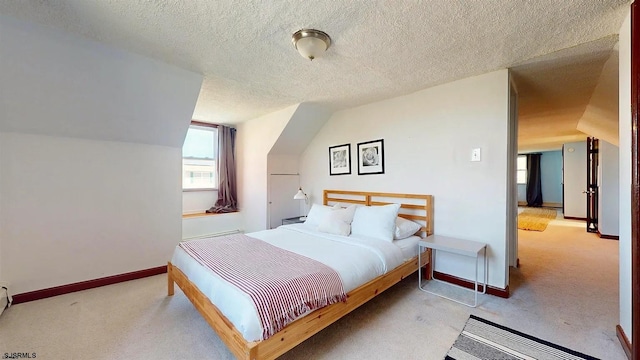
(292, 29), (331, 60)
(293, 187), (307, 200)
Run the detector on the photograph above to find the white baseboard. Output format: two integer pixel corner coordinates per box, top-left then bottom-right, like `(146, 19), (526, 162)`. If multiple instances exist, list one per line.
(518, 201), (562, 208)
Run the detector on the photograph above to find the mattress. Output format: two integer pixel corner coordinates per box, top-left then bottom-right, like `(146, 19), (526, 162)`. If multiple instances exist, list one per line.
(171, 223), (412, 341)
(394, 235), (421, 260)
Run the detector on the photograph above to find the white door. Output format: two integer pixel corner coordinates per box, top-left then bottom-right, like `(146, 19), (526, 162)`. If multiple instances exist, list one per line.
(268, 174), (300, 229)
(563, 141), (587, 218)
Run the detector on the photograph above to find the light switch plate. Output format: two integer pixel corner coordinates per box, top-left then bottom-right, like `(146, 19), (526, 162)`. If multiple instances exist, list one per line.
(471, 148), (481, 162)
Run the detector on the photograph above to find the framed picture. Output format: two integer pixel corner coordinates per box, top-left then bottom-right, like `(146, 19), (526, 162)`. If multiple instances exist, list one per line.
(357, 139), (384, 175)
(329, 143), (351, 176)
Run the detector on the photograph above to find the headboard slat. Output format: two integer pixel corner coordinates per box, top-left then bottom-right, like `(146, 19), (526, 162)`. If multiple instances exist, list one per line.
(323, 189), (434, 237)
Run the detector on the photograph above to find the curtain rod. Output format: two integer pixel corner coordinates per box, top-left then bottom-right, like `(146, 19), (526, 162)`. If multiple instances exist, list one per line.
(190, 120), (237, 129)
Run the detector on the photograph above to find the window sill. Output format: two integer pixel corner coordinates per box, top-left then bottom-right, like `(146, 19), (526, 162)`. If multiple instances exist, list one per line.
(182, 211), (238, 219)
(183, 188), (218, 193)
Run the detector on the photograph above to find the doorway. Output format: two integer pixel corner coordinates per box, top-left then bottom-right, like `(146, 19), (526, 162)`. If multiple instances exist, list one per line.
(586, 137), (599, 233)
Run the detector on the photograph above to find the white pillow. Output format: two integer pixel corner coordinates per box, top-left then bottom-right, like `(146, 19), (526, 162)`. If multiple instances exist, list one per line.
(304, 203), (340, 227)
(394, 217), (422, 239)
(351, 203), (401, 242)
(318, 205), (357, 236)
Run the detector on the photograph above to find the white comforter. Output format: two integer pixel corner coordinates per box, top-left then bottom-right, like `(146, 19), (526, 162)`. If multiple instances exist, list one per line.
(171, 223), (411, 341)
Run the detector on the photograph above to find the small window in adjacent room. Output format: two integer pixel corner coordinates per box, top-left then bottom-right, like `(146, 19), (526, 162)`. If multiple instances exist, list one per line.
(183, 123), (218, 191)
(517, 155), (527, 184)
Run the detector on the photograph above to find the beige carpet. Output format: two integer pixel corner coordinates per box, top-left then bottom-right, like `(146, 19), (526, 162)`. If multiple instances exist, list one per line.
(0, 217), (624, 360)
(518, 207), (557, 231)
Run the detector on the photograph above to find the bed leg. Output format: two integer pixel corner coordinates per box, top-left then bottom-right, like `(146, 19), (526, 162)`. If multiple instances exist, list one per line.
(423, 263), (432, 280)
(167, 262), (175, 296)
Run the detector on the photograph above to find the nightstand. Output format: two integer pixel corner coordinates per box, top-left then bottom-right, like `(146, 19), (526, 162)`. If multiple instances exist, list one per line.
(282, 216), (306, 225)
(418, 235), (487, 307)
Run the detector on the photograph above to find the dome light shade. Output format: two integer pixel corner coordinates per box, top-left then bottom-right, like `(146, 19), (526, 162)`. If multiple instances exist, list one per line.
(292, 29), (331, 60)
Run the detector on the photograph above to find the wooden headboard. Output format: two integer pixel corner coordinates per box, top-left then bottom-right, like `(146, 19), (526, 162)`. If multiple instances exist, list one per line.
(323, 190), (434, 236)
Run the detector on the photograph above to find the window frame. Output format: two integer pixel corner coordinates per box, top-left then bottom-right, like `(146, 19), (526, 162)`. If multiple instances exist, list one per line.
(517, 155), (527, 185)
(182, 121), (218, 192)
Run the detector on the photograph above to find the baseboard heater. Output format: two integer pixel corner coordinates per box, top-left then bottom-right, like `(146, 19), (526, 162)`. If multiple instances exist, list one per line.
(182, 229), (243, 241)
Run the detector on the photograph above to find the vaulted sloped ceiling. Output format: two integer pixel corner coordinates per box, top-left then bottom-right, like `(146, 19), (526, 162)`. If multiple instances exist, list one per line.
(512, 36), (619, 152)
(0, 14), (203, 147)
(269, 103), (332, 156)
(576, 44), (620, 146)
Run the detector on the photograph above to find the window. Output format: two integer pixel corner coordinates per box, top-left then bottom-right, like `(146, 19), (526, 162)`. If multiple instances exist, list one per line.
(517, 155), (527, 184)
(183, 123), (218, 190)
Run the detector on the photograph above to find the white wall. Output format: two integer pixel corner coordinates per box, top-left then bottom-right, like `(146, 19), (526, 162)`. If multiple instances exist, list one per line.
(237, 105), (298, 233)
(182, 191), (218, 214)
(0, 136), (3, 285)
(598, 140), (619, 237)
(563, 141), (587, 218)
(0, 133), (182, 294)
(618, 10), (632, 339)
(0, 15), (202, 295)
(182, 213), (244, 240)
(300, 70), (511, 288)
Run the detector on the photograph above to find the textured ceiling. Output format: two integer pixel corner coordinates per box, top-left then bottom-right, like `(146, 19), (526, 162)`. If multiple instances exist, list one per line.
(0, 1), (631, 149)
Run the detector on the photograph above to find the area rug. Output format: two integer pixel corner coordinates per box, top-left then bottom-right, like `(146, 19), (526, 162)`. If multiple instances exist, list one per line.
(446, 315), (599, 360)
(518, 207), (557, 232)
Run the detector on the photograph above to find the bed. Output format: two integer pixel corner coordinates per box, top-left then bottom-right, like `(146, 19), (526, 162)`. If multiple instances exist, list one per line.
(167, 190), (434, 360)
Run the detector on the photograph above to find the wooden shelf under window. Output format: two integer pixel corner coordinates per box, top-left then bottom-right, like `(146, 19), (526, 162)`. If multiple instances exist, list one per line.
(182, 211), (238, 219)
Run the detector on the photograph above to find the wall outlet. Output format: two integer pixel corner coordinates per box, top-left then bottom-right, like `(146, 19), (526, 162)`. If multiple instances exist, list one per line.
(471, 148), (481, 162)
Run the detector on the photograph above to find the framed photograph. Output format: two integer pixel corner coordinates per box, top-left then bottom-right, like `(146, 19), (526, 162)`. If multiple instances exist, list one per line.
(329, 143), (351, 176)
(357, 139), (384, 175)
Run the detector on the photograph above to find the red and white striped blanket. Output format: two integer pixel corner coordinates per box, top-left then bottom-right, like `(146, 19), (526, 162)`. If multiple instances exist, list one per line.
(178, 233), (347, 340)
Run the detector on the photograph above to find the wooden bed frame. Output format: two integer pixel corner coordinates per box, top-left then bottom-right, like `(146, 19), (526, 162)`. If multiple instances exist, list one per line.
(167, 190), (434, 360)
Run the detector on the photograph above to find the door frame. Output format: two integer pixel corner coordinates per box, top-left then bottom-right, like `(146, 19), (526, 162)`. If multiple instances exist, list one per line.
(631, 2), (639, 359)
(508, 76), (519, 268)
(586, 137), (599, 233)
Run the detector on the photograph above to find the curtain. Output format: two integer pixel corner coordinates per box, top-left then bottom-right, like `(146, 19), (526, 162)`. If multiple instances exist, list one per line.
(206, 126), (238, 213)
(526, 153), (543, 207)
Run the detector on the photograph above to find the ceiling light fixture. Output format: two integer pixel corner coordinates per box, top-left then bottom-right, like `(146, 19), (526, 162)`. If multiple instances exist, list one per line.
(292, 29), (331, 61)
